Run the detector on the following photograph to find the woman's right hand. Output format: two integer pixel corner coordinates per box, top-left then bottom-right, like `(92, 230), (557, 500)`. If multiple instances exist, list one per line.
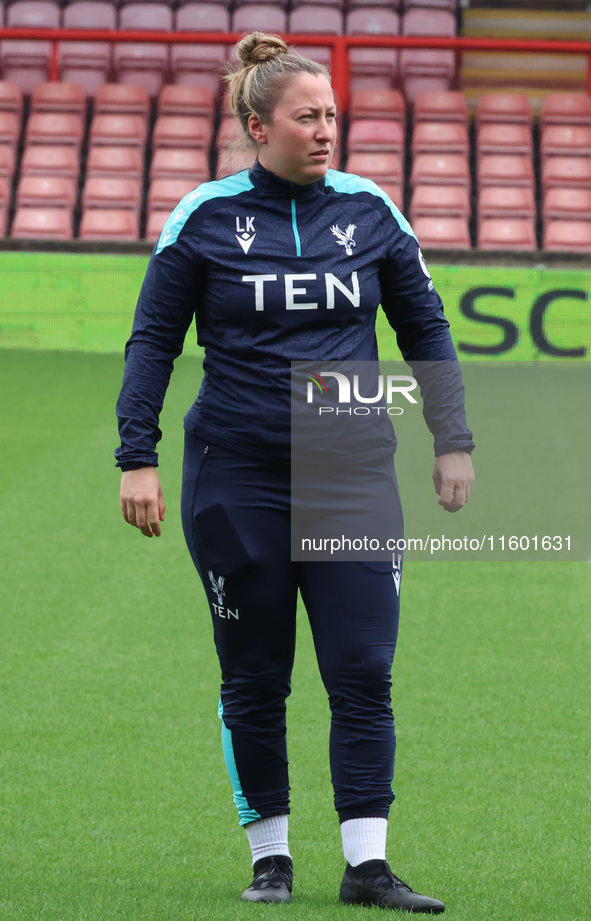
(120, 466), (166, 537)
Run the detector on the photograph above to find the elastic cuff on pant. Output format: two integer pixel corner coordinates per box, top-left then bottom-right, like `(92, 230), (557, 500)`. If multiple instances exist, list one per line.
(338, 806), (391, 824)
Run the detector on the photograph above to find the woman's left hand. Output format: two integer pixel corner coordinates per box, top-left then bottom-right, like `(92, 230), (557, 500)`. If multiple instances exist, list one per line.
(433, 451), (475, 513)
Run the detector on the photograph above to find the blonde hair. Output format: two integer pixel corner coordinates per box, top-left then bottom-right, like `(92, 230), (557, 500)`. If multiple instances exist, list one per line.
(225, 31), (331, 149)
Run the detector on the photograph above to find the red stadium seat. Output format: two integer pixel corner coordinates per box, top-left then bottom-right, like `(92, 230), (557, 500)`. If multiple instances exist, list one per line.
(346, 152), (404, 184)
(543, 220), (591, 252)
(95, 84), (151, 121)
(478, 186), (535, 225)
(82, 177), (142, 213)
(413, 90), (468, 124)
(89, 115), (148, 150)
(477, 124), (533, 159)
(215, 116), (244, 152)
(540, 125), (591, 162)
(86, 146), (144, 181)
(150, 148), (210, 182)
(410, 153), (470, 187)
(477, 155), (534, 188)
(347, 119), (405, 154)
(288, 5), (344, 70)
(157, 85), (215, 120)
(346, 7), (399, 94)
(542, 187), (591, 223)
(79, 209), (140, 241)
(374, 181), (403, 211)
(477, 218), (536, 251)
(59, 1), (115, 97)
(412, 215), (471, 249)
(147, 178), (197, 216)
(349, 89), (406, 122)
(153, 116), (213, 150)
(411, 122), (469, 156)
(540, 92), (591, 128)
(0, 81), (24, 117)
(0, 145), (16, 178)
(400, 8), (456, 103)
(21, 145), (80, 180)
(476, 93), (532, 126)
(0, 175), (11, 213)
(410, 184), (470, 221)
(145, 210), (170, 244)
(114, 3), (172, 98)
(0, 112), (21, 153)
(232, 4), (287, 33)
(16, 175), (77, 212)
(1, 0), (61, 94)
(11, 207), (73, 240)
(171, 4), (231, 94)
(216, 146), (256, 178)
(541, 156), (591, 192)
(30, 82), (86, 116)
(25, 113), (85, 150)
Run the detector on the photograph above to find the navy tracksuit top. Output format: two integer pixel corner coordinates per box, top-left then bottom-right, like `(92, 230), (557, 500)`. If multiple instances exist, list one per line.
(115, 162), (474, 468)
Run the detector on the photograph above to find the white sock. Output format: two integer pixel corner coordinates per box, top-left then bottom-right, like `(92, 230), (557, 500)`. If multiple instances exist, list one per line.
(245, 815), (291, 865)
(341, 817), (388, 867)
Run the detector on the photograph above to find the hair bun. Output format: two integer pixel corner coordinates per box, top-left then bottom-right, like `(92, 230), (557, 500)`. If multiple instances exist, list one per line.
(236, 31), (289, 67)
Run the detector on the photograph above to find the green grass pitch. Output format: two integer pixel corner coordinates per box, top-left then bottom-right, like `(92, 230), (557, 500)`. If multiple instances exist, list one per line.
(0, 350), (589, 920)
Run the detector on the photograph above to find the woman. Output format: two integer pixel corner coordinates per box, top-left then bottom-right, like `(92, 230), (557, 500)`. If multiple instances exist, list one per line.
(116, 32), (474, 912)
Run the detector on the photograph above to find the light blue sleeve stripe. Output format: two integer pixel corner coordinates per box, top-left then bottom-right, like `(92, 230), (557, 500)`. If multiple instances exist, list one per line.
(218, 698), (262, 827)
(324, 169), (417, 241)
(155, 170), (255, 255)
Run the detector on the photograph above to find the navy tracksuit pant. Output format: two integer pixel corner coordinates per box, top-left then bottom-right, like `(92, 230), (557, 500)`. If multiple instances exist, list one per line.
(181, 430), (402, 825)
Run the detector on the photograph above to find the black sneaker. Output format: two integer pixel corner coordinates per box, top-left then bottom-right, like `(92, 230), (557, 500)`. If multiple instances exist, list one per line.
(240, 855), (294, 903)
(340, 859), (444, 913)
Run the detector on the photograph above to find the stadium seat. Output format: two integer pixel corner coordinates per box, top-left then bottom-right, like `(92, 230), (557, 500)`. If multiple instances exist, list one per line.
(347, 119), (405, 154)
(413, 90), (468, 123)
(216, 146), (256, 178)
(477, 154), (534, 188)
(114, 4), (172, 98)
(215, 116), (244, 152)
(16, 175), (77, 212)
(478, 186), (535, 225)
(79, 209), (140, 241)
(20, 146), (80, 180)
(411, 122), (469, 156)
(410, 153), (470, 187)
(82, 177), (142, 214)
(0, 112), (21, 153)
(147, 178), (197, 216)
(149, 148), (210, 182)
(152, 116), (213, 150)
(25, 113), (85, 150)
(346, 6), (399, 94)
(476, 93), (533, 126)
(542, 187), (591, 223)
(0, 145), (16, 179)
(410, 184), (470, 221)
(477, 123), (533, 159)
(171, 4), (231, 94)
(89, 115), (148, 150)
(59, 1), (115, 97)
(346, 152), (403, 184)
(374, 182), (403, 211)
(412, 215), (471, 249)
(11, 207), (73, 240)
(477, 218), (536, 251)
(232, 4), (287, 33)
(349, 89), (406, 122)
(0, 175), (11, 219)
(1, 0), (61, 94)
(403, 0), (458, 10)
(540, 125), (591, 162)
(86, 146), (144, 181)
(540, 92), (591, 128)
(30, 82), (86, 116)
(541, 156), (591, 192)
(94, 84), (151, 121)
(400, 9), (456, 103)
(288, 5), (344, 70)
(0, 81), (24, 116)
(157, 85), (215, 120)
(145, 210), (170, 244)
(543, 219), (591, 252)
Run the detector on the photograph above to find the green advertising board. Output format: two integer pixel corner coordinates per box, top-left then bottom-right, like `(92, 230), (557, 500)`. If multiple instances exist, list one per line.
(0, 251), (589, 360)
